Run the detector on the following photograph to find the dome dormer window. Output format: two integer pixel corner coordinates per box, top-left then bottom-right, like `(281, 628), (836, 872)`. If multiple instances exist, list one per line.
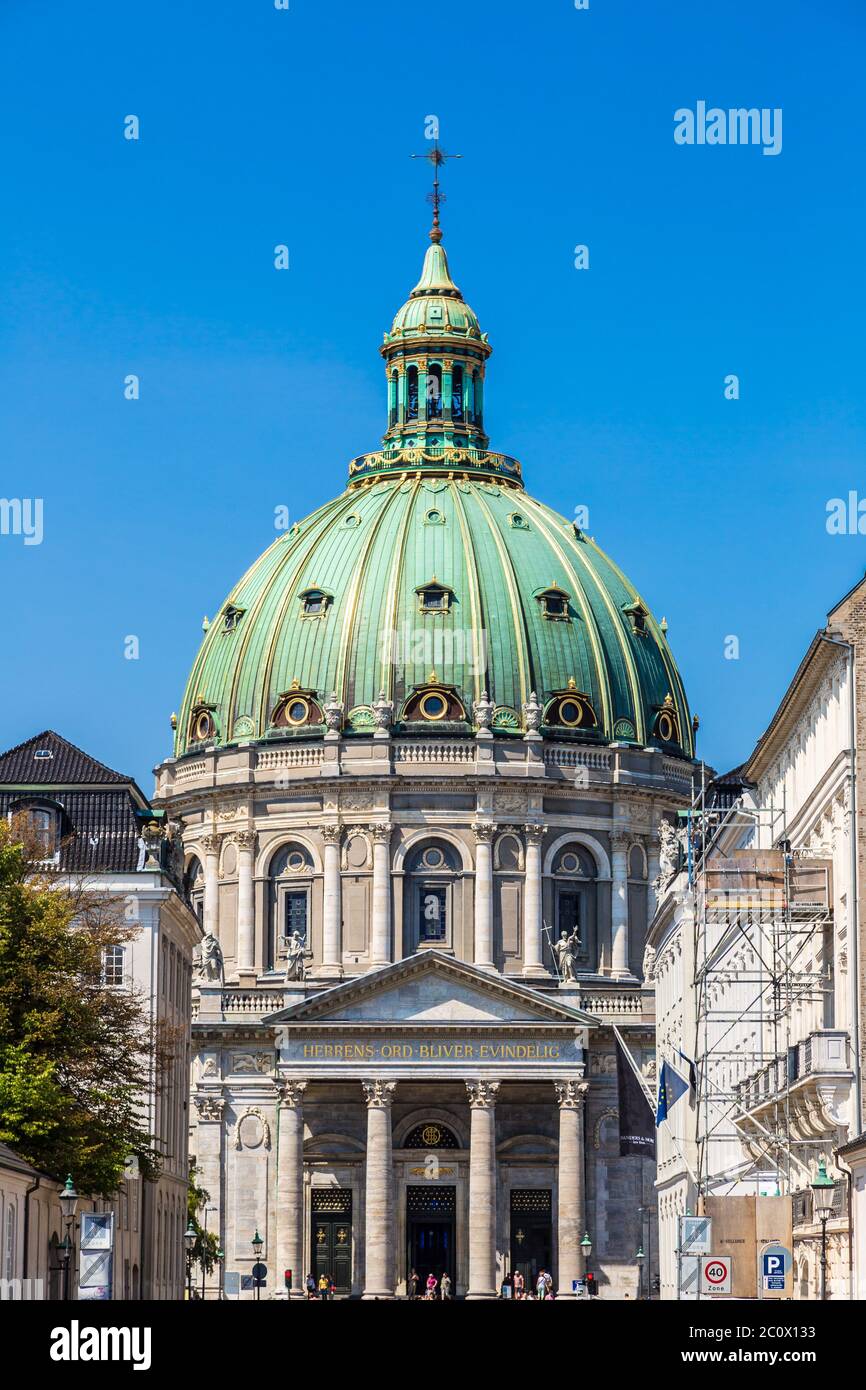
(271, 684), (325, 730)
(416, 579), (453, 614)
(545, 683), (598, 731)
(652, 694), (681, 746)
(299, 587), (333, 620)
(402, 676), (467, 725)
(535, 585), (571, 622)
(622, 600), (648, 636)
(222, 604), (245, 633)
(189, 700), (218, 746)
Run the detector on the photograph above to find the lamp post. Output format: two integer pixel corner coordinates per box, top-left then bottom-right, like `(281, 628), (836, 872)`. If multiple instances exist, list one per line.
(252, 1229), (264, 1302)
(215, 1246), (225, 1301)
(184, 1220), (197, 1300)
(201, 1205), (217, 1300)
(580, 1232), (592, 1297)
(636, 1245), (646, 1301)
(811, 1160), (835, 1301)
(58, 1176), (79, 1302)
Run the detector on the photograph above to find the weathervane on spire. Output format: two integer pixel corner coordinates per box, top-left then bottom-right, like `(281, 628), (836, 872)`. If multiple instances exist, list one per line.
(410, 139), (462, 243)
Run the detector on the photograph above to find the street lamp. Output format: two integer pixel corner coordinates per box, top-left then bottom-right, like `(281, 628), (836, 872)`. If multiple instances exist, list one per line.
(58, 1176), (78, 1302)
(184, 1220), (197, 1300)
(580, 1232), (592, 1296)
(811, 1159), (835, 1301)
(252, 1230), (264, 1301)
(636, 1245), (646, 1301)
(215, 1246), (225, 1301)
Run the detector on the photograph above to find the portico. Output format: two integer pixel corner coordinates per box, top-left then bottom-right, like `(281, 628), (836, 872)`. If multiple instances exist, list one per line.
(194, 953), (600, 1298)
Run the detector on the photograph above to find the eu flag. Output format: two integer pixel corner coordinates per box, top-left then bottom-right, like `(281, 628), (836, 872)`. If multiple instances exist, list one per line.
(656, 1060), (689, 1125)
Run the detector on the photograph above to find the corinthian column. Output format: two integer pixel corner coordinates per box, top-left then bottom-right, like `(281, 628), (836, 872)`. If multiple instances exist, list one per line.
(555, 1078), (589, 1298)
(610, 833), (631, 978)
(473, 823), (495, 970)
(362, 1080), (397, 1299)
(276, 1081), (307, 1299)
(369, 824), (392, 969)
(522, 825), (546, 977)
(465, 1080), (500, 1299)
(235, 831), (256, 972)
(202, 835), (221, 939)
(321, 824), (343, 979)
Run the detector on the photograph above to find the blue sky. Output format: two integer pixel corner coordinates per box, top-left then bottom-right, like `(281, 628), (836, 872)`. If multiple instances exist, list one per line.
(1, 0), (864, 790)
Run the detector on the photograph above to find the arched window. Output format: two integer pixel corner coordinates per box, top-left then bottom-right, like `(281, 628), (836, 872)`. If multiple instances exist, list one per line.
(466, 370), (476, 424)
(407, 365), (419, 421)
(184, 856), (204, 925)
(388, 370), (398, 427)
(406, 841), (460, 951)
(451, 364), (464, 422)
(426, 364), (443, 419)
(268, 843), (314, 970)
(550, 844), (597, 974)
(9, 799), (61, 859)
(404, 1123), (459, 1149)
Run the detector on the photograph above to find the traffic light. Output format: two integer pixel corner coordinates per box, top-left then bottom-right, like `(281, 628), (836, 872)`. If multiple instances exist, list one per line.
(586, 1272), (598, 1296)
(284, 1269), (293, 1291)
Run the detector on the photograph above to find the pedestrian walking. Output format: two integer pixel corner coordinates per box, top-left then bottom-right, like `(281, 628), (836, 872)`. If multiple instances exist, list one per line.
(408, 1267), (420, 1299)
(441, 1271), (452, 1300)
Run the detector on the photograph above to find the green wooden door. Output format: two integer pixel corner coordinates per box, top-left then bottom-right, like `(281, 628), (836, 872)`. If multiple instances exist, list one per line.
(311, 1191), (352, 1295)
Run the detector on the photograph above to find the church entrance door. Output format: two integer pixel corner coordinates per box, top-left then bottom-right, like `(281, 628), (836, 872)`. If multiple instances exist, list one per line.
(311, 1190), (353, 1295)
(406, 1186), (456, 1295)
(510, 1189), (552, 1292)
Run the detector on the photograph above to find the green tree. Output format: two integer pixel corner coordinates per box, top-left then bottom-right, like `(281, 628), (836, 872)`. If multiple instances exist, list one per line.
(187, 1161), (220, 1275)
(0, 818), (165, 1195)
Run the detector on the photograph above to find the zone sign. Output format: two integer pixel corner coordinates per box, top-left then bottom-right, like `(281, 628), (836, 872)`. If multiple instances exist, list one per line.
(699, 1256), (731, 1295)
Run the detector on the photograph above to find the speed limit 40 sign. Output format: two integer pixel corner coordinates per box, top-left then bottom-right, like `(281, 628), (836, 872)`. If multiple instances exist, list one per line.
(699, 1256), (731, 1295)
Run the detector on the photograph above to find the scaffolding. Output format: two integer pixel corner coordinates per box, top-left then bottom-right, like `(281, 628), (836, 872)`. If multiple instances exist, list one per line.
(683, 778), (833, 1200)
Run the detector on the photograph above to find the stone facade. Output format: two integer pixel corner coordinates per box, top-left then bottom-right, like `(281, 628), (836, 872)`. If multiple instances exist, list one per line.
(156, 735), (686, 1298)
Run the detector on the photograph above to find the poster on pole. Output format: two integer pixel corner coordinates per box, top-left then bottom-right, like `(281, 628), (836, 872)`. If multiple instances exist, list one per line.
(79, 1212), (114, 1301)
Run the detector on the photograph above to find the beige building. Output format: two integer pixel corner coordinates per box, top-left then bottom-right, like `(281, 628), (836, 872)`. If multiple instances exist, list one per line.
(649, 575), (866, 1299)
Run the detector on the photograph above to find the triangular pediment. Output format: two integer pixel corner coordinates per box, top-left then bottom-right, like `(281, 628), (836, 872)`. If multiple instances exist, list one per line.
(265, 953), (598, 1027)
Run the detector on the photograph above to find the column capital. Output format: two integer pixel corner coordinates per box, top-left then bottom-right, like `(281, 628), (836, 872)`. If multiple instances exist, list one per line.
(202, 834), (222, 854)
(276, 1079), (307, 1107)
(524, 823), (545, 846)
(362, 1079), (397, 1109)
(321, 822), (343, 845)
(369, 822), (393, 843)
(610, 832), (631, 855)
(233, 829), (256, 851)
(465, 1079), (500, 1109)
(554, 1078), (589, 1110)
(472, 821), (495, 844)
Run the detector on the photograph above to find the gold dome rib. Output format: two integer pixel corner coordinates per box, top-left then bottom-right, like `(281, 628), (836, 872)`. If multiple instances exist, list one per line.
(516, 495), (620, 739)
(469, 486), (532, 710)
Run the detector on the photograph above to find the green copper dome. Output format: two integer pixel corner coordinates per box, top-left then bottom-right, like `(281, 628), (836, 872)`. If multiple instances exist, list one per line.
(174, 232), (694, 761)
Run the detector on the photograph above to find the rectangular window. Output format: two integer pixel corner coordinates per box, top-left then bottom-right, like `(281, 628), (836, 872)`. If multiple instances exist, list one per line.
(102, 945), (125, 986)
(557, 891), (580, 936)
(418, 886), (447, 942)
(284, 891), (308, 943)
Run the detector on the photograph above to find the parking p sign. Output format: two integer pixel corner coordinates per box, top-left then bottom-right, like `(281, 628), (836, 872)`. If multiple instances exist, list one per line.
(699, 1256), (731, 1296)
(760, 1243), (791, 1297)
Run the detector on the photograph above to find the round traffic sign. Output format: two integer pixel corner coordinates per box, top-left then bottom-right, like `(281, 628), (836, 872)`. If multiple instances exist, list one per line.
(252, 1261), (267, 1281)
(704, 1259), (728, 1285)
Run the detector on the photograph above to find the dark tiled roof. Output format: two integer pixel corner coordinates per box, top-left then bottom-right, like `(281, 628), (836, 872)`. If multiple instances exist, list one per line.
(0, 730), (134, 787)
